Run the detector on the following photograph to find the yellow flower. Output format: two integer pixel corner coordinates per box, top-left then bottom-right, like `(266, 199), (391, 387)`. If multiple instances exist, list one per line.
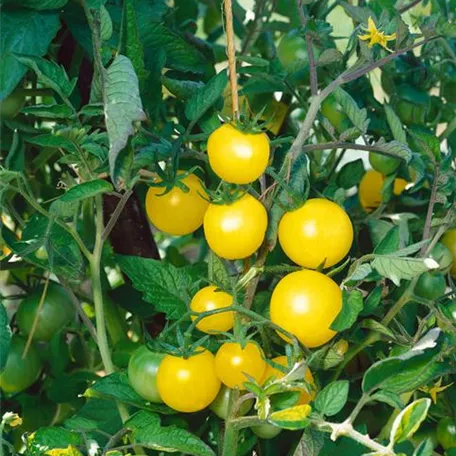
(1, 412), (22, 428)
(359, 17), (396, 51)
(419, 378), (453, 404)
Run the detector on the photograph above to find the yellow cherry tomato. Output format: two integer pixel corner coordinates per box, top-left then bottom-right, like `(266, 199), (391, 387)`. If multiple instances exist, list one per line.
(207, 124), (270, 184)
(278, 198), (353, 269)
(359, 170), (409, 212)
(262, 356), (316, 405)
(442, 229), (456, 278)
(393, 177), (408, 196)
(145, 172), (209, 236)
(190, 286), (234, 333)
(215, 342), (266, 389)
(203, 194), (268, 260)
(157, 348), (221, 413)
(359, 169), (384, 211)
(270, 270), (342, 348)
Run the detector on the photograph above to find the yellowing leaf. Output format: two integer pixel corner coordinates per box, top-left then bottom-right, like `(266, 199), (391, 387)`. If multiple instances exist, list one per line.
(268, 404), (311, 430)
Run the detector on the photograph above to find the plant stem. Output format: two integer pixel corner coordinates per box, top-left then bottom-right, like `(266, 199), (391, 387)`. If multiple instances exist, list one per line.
(91, 195), (129, 424)
(223, 0), (239, 118)
(420, 165), (440, 255)
(296, 0), (318, 96)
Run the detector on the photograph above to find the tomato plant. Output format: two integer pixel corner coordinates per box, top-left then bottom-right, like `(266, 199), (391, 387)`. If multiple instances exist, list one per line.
(0, 1), (455, 455)
(437, 417), (456, 450)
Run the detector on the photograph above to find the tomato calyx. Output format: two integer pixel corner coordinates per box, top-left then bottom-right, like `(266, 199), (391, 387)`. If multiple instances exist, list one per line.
(205, 182), (248, 206)
(146, 165), (205, 197)
(219, 100), (269, 134)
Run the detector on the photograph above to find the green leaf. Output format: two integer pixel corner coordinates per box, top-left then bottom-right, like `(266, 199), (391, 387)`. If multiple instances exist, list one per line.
(49, 331), (70, 376)
(408, 129), (441, 162)
(117, 255), (196, 319)
(374, 226), (400, 254)
(0, 9), (60, 99)
(345, 263), (373, 284)
(337, 159), (365, 189)
(371, 255), (437, 286)
(14, 54), (77, 100)
(208, 251), (232, 291)
(100, 5), (113, 41)
(46, 371), (98, 404)
(26, 427), (82, 454)
(360, 319), (396, 340)
(370, 390), (404, 409)
(268, 405), (311, 430)
(385, 105), (406, 144)
(162, 72), (205, 99)
(341, 1), (373, 22)
(361, 286), (382, 316)
(0, 302), (12, 373)
(84, 372), (174, 414)
(78, 103), (104, 117)
(413, 438), (434, 456)
(185, 70), (228, 122)
(331, 289), (363, 331)
(22, 104), (74, 119)
(127, 410), (215, 456)
(333, 87), (369, 134)
(293, 427), (325, 456)
(317, 49), (343, 66)
(390, 398), (431, 444)
(142, 23), (207, 74)
(315, 380), (349, 417)
(60, 180), (113, 203)
(26, 133), (78, 154)
(105, 55), (146, 186)
(120, 0), (148, 85)
(5, 130), (25, 172)
(2, 0), (68, 9)
(362, 328), (442, 393)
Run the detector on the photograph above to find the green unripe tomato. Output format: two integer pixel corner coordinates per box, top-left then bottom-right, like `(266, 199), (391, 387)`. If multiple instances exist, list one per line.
(277, 31), (308, 70)
(437, 417), (456, 450)
(369, 152), (401, 175)
(16, 283), (75, 341)
(430, 242), (453, 273)
(411, 423), (438, 449)
(128, 346), (164, 403)
(440, 300), (456, 321)
(0, 335), (42, 393)
(210, 386), (254, 420)
(415, 272), (446, 301)
(395, 99), (427, 125)
(321, 96), (351, 134)
(251, 423), (282, 439)
(0, 90), (25, 121)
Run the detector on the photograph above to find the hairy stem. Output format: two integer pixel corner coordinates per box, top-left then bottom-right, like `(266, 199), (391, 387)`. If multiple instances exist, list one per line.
(224, 0), (239, 118)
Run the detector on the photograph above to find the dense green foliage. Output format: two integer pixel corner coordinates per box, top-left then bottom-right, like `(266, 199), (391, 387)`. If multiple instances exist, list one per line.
(0, 1), (456, 456)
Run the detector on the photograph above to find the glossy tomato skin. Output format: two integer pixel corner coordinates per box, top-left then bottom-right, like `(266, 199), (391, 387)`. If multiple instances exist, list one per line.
(359, 170), (408, 212)
(278, 198), (353, 269)
(437, 417), (456, 450)
(441, 229), (456, 278)
(270, 270), (342, 348)
(321, 96), (351, 134)
(0, 91), (25, 121)
(0, 336), (42, 393)
(414, 272), (446, 301)
(262, 356), (316, 405)
(203, 194), (268, 260)
(251, 423), (282, 439)
(16, 283), (75, 341)
(215, 342), (266, 389)
(190, 286), (234, 333)
(145, 172), (209, 236)
(369, 152), (400, 175)
(209, 385), (253, 419)
(157, 348), (220, 413)
(430, 242), (453, 273)
(207, 124), (270, 184)
(128, 346), (164, 403)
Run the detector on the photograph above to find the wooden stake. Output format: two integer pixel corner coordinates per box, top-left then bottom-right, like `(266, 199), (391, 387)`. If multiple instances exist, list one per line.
(224, 0), (239, 119)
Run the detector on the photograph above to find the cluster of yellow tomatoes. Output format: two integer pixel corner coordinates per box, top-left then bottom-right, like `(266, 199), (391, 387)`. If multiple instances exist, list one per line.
(139, 123), (357, 415)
